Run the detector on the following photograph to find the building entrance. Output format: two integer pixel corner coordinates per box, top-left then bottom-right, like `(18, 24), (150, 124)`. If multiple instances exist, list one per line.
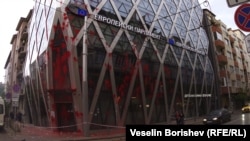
(56, 103), (76, 132)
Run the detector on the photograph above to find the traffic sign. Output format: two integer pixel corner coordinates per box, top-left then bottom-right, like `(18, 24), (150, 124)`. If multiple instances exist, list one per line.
(227, 0), (250, 8)
(12, 99), (19, 107)
(234, 3), (250, 32)
(13, 84), (20, 93)
(6, 92), (11, 99)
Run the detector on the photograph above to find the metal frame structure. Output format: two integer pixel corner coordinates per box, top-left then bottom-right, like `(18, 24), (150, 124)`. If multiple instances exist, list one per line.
(22, 0), (215, 134)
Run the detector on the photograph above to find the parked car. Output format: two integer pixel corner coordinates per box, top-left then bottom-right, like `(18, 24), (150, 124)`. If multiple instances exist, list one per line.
(202, 108), (231, 125)
(242, 105), (250, 113)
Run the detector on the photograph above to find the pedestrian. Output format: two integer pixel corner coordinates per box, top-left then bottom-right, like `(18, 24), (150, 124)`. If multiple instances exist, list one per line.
(16, 111), (23, 130)
(4, 114), (9, 128)
(16, 112), (22, 122)
(10, 111), (14, 120)
(179, 110), (185, 125)
(175, 110), (185, 125)
(175, 110), (181, 125)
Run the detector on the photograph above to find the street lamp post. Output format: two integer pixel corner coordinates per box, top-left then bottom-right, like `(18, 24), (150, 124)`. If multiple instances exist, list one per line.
(82, 13), (89, 137)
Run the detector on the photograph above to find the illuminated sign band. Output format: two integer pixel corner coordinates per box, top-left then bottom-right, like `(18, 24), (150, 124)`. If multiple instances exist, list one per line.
(94, 14), (161, 40)
(184, 94), (211, 98)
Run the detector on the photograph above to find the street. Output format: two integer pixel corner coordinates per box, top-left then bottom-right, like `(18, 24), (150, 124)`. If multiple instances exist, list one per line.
(225, 112), (250, 125)
(0, 128), (26, 141)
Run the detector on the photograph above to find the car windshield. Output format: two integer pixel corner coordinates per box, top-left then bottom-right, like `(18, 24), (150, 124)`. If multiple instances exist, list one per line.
(208, 110), (221, 115)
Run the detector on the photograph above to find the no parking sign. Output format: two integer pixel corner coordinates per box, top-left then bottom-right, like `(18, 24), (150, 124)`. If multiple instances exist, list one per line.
(234, 3), (250, 32)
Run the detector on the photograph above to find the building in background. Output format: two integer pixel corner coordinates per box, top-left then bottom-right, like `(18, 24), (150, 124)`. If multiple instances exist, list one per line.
(245, 34), (250, 53)
(5, 0), (216, 135)
(4, 10), (32, 118)
(203, 9), (250, 111)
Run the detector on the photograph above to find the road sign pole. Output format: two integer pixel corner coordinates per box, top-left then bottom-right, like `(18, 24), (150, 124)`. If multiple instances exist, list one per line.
(82, 12), (89, 137)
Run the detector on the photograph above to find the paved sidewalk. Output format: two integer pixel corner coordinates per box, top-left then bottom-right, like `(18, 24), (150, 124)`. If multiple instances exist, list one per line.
(5, 110), (240, 141)
(4, 119), (202, 141)
(5, 123), (125, 141)
(5, 119), (201, 141)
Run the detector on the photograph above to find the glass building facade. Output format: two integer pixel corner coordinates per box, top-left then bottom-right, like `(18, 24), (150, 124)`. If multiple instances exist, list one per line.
(24, 0), (215, 132)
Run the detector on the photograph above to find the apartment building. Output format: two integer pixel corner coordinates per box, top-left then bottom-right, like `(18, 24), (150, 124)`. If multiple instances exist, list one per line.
(4, 10), (32, 117)
(203, 9), (250, 110)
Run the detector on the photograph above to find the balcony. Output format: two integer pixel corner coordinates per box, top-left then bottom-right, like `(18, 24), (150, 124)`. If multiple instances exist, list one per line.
(18, 57), (25, 65)
(236, 74), (241, 80)
(217, 54), (228, 65)
(241, 53), (245, 60)
(16, 65), (22, 73)
(17, 70), (23, 79)
(212, 25), (222, 34)
(221, 87), (229, 94)
(231, 87), (237, 93)
(215, 40), (225, 50)
(18, 47), (27, 59)
(234, 61), (239, 68)
(243, 64), (247, 71)
(229, 35), (235, 43)
(232, 48), (236, 56)
(219, 70), (227, 77)
(21, 30), (28, 41)
(18, 51), (27, 59)
(239, 43), (243, 49)
(237, 88), (244, 93)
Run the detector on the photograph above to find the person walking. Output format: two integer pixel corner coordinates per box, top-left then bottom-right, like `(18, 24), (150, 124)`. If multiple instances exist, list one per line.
(16, 111), (23, 131)
(9, 111), (15, 129)
(10, 111), (14, 120)
(175, 110), (181, 125)
(179, 110), (185, 125)
(175, 110), (184, 125)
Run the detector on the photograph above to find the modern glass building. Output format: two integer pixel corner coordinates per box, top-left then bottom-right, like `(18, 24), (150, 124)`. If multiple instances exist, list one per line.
(23, 0), (215, 133)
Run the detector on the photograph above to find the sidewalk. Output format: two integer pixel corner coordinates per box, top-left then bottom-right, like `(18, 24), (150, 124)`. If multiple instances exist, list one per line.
(5, 120), (200, 141)
(5, 123), (125, 141)
(5, 119), (202, 141)
(5, 110), (240, 141)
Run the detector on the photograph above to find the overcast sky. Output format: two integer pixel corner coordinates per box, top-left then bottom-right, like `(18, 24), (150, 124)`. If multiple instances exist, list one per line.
(0, 0), (34, 83)
(0, 0), (247, 83)
(199, 0), (240, 29)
